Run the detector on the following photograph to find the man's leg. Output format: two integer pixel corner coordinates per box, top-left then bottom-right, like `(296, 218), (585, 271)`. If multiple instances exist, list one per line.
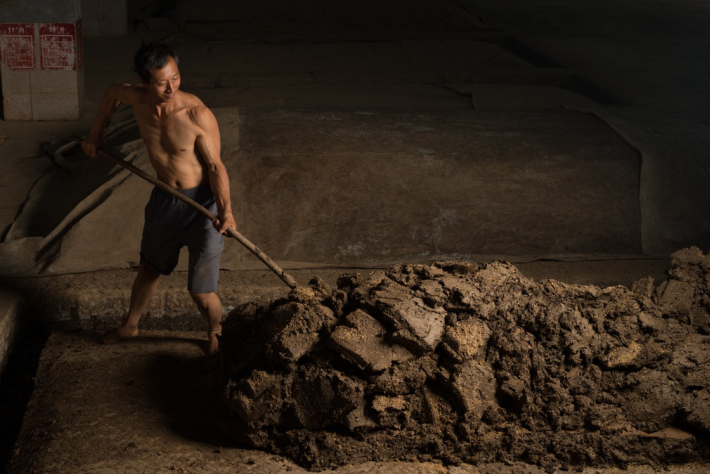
(184, 186), (225, 355)
(100, 263), (161, 344)
(189, 291), (223, 356)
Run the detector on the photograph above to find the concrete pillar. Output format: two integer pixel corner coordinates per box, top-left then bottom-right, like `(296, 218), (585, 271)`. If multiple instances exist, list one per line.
(0, 0), (85, 120)
(81, 0), (127, 37)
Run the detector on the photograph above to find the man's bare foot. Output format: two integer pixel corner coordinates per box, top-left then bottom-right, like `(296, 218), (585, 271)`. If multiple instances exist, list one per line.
(100, 325), (139, 344)
(207, 329), (221, 357)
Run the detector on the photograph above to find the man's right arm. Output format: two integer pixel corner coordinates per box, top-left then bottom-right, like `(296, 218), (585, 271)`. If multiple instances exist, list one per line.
(82, 83), (140, 157)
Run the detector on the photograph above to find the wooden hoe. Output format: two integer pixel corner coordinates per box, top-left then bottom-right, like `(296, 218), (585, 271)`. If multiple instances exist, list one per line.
(71, 136), (298, 290)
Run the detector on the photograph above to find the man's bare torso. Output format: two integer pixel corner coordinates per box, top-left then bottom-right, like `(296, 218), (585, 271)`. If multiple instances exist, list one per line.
(133, 89), (208, 190)
(82, 52), (234, 235)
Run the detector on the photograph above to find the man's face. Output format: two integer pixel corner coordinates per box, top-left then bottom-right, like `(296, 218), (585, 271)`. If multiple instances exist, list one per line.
(144, 56), (181, 103)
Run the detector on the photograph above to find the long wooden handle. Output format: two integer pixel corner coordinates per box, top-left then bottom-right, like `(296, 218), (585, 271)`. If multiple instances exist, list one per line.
(71, 136), (298, 289)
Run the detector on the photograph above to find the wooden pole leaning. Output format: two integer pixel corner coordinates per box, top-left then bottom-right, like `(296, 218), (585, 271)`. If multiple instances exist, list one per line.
(71, 136), (298, 290)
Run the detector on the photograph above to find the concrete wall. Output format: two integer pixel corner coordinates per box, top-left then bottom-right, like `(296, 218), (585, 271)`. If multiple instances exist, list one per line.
(0, 0), (81, 23)
(81, 0), (127, 37)
(0, 0), (127, 36)
(0, 0), (86, 119)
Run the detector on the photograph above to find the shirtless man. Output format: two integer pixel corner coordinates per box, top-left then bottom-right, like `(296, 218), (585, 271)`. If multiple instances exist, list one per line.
(82, 42), (236, 356)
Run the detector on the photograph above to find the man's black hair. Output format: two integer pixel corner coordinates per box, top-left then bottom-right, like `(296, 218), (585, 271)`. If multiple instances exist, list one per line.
(134, 42), (179, 83)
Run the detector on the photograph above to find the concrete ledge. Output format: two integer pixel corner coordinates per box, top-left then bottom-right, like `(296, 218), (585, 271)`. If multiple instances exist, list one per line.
(7, 268), (347, 332)
(0, 258), (670, 335)
(0, 287), (21, 384)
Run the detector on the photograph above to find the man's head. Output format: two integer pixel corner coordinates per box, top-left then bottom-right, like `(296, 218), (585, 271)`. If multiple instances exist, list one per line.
(134, 43), (181, 102)
(134, 42), (178, 83)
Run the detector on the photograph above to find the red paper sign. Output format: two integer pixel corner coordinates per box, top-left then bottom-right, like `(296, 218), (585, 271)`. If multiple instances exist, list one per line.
(40, 23), (76, 70)
(0, 23), (36, 70)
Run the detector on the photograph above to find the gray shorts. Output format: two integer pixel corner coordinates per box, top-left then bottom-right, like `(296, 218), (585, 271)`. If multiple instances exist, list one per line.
(140, 185), (224, 293)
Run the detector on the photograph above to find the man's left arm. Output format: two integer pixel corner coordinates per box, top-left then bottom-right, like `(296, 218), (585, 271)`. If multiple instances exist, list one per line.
(193, 106), (237, 234)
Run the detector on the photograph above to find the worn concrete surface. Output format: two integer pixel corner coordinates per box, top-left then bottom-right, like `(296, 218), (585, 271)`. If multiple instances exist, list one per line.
(572, 106), (710, 256)
(0, 105), (646, 276)
(6, 329), (709, 474)
(232, 107), (642, 264)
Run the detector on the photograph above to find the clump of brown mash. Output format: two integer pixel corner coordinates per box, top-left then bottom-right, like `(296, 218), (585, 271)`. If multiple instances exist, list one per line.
(218, 247), (710, 470)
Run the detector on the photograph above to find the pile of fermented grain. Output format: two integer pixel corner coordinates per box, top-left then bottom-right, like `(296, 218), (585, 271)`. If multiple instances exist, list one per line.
(217, 248), (710, 470)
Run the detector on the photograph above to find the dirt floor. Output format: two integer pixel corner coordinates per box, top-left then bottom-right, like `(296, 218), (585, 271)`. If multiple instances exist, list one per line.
(2, 330), (706, 474)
